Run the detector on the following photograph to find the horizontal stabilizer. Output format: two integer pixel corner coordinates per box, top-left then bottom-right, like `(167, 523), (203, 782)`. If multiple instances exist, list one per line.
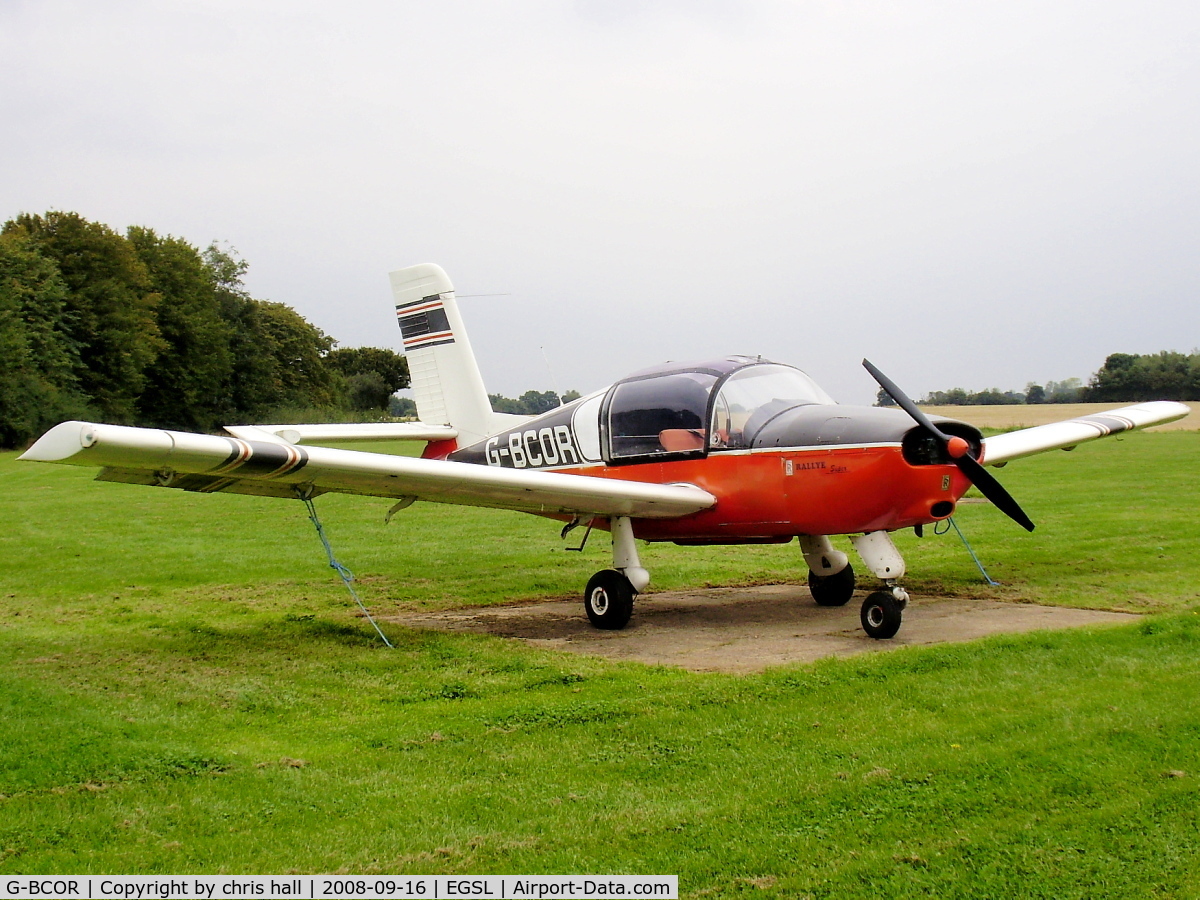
(224, 422), (457, 444)
(981, 401), (1191, 466)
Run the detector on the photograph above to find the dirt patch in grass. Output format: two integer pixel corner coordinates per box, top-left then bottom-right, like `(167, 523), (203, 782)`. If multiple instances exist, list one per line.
(387, 584), (1140, 673)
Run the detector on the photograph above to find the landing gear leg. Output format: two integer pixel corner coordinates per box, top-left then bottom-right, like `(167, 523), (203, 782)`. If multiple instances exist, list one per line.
(799, 535), (855, 606)
(851, 531), (909, 640)
(583, 516), (648, 630)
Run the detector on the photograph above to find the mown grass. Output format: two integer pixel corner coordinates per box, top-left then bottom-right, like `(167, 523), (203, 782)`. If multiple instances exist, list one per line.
(1, 432), (1199, 896)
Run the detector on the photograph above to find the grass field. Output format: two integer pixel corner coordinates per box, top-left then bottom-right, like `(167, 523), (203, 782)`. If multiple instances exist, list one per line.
(2, 430), (1199, 896)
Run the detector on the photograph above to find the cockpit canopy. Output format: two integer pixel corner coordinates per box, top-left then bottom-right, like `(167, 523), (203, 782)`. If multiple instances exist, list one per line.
(603, 356), (835, 463)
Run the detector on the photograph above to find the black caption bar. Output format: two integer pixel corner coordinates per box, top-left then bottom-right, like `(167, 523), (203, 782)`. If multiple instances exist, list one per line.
(1, 876), (678, 900)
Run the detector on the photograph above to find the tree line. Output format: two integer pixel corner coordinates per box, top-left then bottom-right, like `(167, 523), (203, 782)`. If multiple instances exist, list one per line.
(1085, 351), (1200, 402)
(901, 378), (1084, 407)
(0, 211), (409, 448)
(879, 352), (1200, 407)
(488, 389), (581, 416)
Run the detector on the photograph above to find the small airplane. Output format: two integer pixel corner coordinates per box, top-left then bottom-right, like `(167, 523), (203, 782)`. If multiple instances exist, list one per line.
(21, 264), (1190, 640)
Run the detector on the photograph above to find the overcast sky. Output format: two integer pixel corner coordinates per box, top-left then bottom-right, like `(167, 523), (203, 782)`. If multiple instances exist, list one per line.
(3, 1), (1197, 404)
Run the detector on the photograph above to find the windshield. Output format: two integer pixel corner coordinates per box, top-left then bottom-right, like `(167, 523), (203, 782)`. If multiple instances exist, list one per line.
(710, 365), (835, 449)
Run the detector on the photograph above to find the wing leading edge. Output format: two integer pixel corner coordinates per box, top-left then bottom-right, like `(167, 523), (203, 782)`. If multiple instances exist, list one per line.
(981, 401), (1190, 466)
(20, 421), (715, 519)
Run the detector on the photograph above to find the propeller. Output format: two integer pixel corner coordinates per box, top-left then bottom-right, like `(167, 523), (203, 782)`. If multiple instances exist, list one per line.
(863, 359), (1035, 532)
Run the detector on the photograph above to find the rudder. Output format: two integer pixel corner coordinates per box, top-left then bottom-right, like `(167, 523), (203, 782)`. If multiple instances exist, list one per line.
(389, 263), (496, 449)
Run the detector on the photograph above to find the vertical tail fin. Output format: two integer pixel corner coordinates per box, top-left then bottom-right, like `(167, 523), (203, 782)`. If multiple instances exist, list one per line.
(389, 264), (495, 448)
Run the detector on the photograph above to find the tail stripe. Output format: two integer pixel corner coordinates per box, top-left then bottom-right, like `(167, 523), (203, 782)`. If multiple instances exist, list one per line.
(401, 329), (456, 348)
(396, 292), (445, 312)
(396, 300), (445, 317)
(398, 306), (452, 343)
(404, 337), (456, 351)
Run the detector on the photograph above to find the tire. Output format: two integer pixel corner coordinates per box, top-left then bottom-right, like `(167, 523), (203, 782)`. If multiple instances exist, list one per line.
(860, 591), (902, 640)
(584, 570), (635, 630)
(808, 563), (856, 607)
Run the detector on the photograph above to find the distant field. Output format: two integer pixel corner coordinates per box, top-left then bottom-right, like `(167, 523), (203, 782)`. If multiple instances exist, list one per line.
(921, 400), (1198, 430)
(2, 432), (1199, 894)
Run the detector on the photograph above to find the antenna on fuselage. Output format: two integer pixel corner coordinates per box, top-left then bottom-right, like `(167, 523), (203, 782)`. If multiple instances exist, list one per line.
(541, 346), (565, 407)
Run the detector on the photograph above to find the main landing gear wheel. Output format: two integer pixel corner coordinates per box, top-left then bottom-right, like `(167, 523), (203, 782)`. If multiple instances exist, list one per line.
(584, 569), (635, 630)
(860, 590), (902, 640)
(808, 563), (856, 607)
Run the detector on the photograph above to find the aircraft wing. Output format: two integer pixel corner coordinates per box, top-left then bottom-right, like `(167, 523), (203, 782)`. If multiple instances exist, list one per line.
(20, 421), (715, 519)
(980, 401), (1191, 466)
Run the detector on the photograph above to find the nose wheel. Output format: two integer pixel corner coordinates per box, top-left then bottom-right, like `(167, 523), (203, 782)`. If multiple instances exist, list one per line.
(859, 585), (908, 640)
(860, 591), (902, 639)
(850, 532), (911, 640)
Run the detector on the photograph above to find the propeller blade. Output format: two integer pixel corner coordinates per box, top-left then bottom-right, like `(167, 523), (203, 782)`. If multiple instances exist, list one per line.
(862, 358), (948, 441)
(955, 453), (1035, 532)
(862, 358), (1035, 532)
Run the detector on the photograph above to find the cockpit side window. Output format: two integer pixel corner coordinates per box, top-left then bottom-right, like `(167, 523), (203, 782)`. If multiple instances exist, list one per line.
(605, 372), (717, 462)
(709, 365), (836, 450)
(571, 392), (604, 461)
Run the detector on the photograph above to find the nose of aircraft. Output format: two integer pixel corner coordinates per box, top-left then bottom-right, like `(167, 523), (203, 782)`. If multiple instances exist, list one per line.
(862, 359), (1035, 532)
(946, 435), (970, 459)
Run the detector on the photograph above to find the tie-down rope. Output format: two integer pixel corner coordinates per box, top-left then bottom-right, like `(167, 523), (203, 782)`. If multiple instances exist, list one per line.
(936, 515), (1001, 586)
(303, 497), (394, 648)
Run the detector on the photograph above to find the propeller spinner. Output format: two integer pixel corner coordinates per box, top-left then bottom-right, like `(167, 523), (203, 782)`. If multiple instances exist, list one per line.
(863, 359), (1035, 532)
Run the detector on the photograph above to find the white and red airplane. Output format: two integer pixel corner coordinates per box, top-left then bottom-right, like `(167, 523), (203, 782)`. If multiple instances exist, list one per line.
(21, 264), (1190, 639)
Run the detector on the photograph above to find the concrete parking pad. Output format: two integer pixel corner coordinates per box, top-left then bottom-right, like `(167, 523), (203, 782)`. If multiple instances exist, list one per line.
(391, 584), (1140, 673)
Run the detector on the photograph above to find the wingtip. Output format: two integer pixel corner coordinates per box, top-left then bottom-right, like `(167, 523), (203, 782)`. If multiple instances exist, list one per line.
(18, 421), (99, 462)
